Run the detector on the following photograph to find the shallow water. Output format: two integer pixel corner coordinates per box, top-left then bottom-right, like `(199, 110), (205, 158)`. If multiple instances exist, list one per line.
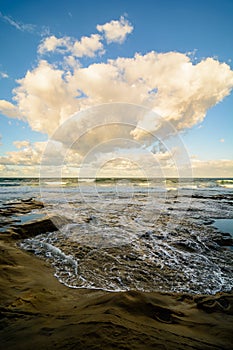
(15, 212), (44, 224)
(1, 177), (233, 294)
(213, 219), (233, 236)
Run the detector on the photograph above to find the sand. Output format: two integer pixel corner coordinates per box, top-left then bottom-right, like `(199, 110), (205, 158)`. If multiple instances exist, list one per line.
(0, 235), (233, 350)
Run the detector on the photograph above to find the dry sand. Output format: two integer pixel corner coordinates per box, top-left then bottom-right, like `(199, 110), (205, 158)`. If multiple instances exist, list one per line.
(0, 235), (233, 350)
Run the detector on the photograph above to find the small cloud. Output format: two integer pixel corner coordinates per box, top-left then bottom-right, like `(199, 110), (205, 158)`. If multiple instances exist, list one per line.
(13, 140), (30, 149)
(68, 12), (72, 18)
(38, 35), (70, 54)
(38, 34), (104, 58)
(219, 138), (225, 143)
(0, 100), (19, 118)
(72, 34), (104, 57)
(0, 71), (9, 79)
(0, 11), (36, 33)
(97, 16), (133, 44)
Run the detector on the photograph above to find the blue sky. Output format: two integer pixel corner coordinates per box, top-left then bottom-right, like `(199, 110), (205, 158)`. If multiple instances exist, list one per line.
(0, 0), (233, 177)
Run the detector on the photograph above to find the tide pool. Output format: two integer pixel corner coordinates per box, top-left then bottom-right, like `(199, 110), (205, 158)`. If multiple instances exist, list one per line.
(213, 219), (233, 237)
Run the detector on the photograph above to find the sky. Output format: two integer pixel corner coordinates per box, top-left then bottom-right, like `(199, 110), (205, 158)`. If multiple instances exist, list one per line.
(0, 0), (233, 178)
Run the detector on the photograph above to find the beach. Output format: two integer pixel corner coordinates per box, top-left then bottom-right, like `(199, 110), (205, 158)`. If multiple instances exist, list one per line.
(0, 179), (233, 349)
(1, 234), (233, 349)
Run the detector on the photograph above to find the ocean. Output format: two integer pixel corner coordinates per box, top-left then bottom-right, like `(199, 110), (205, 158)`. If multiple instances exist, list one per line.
(0, 177), (233, 294)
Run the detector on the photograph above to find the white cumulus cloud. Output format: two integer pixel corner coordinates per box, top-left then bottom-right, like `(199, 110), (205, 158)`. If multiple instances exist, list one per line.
(97, 16), (133, 43)
(72, 34), (104, 57)
(1, 52), (233, 141)
(10, 60), (80, 134)
(38, 35), (71, 54)
(38, 34), (104, 58)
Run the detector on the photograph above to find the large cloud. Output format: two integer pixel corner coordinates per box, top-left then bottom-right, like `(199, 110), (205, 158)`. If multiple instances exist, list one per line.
(1, 52), (232, 139)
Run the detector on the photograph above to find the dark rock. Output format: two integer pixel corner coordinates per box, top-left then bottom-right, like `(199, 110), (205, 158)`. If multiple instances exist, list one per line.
(172, 241), (197, 253)
(0, 199), (44, 217)
(10, 218), (58, 239)
(213, 236), (233, 246)
(140, 231), (153, 240)
(205, 241), (221, 251)
(192, 194), (233, 201)
(203, 220), (215, 225)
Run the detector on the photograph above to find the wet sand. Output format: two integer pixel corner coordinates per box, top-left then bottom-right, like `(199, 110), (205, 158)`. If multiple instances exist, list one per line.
(0, 199), (233, 349)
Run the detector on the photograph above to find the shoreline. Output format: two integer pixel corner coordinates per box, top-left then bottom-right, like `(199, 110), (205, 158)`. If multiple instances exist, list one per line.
(1, 235), (233, 349)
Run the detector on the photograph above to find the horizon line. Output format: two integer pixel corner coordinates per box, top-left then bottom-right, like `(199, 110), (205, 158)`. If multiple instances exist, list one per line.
(0, 176), (232, 179)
